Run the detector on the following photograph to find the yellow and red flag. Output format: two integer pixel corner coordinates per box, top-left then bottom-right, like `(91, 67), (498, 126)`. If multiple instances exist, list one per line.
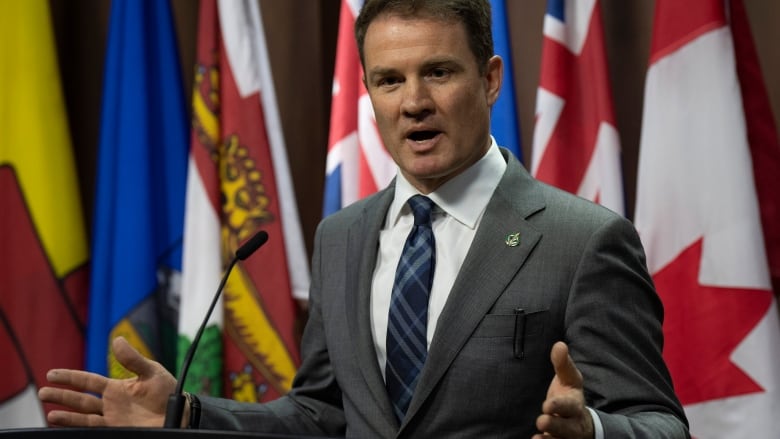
(0, 0), (89, 427)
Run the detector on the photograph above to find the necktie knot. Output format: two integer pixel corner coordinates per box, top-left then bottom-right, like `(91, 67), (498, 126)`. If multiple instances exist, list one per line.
(408, 195), (434, 226)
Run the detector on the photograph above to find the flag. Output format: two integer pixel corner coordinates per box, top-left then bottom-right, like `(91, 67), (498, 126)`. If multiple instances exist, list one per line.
(179, 0), (309, 402)
(323, 0), (395, 216)
(489, 0), (522, 160)
(730, 0), (780, 296)
(531, 0), (623, 215)
(0, 0), (89, 427)
(634, 0), (780, 436)
(84, 0), (188, 379)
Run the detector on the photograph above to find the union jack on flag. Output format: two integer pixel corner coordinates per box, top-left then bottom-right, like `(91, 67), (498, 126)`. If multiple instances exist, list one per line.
(323, 0), (395, 217)
(531, 0), (624, 215)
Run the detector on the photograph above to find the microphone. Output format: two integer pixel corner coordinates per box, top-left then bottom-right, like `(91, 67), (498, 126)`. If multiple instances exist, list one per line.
(163, 230), (269, 428)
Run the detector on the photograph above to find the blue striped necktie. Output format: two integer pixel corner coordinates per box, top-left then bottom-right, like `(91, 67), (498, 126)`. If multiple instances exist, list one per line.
(385, 195), (436, 422)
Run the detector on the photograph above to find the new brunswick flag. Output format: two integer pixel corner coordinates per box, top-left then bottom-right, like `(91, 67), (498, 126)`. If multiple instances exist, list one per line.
(0, 0), (89, 427)
(178, 0), (309, 401)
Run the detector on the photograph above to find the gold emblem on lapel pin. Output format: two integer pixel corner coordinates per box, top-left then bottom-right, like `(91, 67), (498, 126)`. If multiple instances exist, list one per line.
(505, 232), (521, 247)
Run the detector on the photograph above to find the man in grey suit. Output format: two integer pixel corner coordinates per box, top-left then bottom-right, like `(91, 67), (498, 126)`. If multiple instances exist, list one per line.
(39, 0), (689, 437)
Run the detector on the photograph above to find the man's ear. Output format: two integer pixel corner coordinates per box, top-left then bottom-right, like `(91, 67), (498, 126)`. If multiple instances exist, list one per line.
(485, 55), (503, 106)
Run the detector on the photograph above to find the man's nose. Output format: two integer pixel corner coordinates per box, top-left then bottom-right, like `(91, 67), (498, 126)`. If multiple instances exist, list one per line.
(400, 79), (433, 118)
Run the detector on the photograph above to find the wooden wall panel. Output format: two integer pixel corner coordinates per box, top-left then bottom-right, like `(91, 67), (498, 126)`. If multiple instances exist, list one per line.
(48, 0), (780, 255)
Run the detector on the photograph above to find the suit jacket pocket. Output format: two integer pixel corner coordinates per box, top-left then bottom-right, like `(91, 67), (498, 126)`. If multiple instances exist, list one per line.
(471, 309), (549, 359)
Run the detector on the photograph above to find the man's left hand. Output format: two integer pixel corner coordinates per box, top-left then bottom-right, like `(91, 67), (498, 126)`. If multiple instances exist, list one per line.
(533, 341), (594, 439)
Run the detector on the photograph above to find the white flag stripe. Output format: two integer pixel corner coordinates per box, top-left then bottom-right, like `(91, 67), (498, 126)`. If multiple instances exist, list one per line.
(336, 133), (361, 208)
(218, 0), (261, 98)
(0, 385), (46, 428)
(217, 0), (310, 299)
(180, 155), (223, 336)
(346, 0), (361, 17)
(731, 306), (780, 397)
(576, 122), (622, 212)
(358, 94), (396, 190)
(248, 1), (310, 299)
(530, 88), (563, 176)
(326, 132), (357, 175)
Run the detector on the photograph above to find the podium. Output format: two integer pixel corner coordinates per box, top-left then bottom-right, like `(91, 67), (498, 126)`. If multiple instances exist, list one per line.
(0, 429), (333, 439)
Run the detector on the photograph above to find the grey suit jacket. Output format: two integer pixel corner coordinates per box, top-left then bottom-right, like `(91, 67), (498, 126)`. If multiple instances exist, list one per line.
(196, 149), (689, 438)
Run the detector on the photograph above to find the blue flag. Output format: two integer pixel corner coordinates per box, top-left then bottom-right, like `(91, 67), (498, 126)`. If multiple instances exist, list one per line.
(490, 0), (523, 160)
(85, 0), (188, 376)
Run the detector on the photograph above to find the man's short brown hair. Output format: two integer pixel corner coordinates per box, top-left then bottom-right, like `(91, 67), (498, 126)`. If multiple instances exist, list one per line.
(354, 0), (494, 74)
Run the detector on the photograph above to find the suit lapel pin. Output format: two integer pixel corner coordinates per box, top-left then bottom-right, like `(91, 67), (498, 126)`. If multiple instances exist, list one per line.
(505, 232), (521, 247)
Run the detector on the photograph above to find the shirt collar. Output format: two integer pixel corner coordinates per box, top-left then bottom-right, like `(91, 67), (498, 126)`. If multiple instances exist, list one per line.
(389, 137), (507, 229)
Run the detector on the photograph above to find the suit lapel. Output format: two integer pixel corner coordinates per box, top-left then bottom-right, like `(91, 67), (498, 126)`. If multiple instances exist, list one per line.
(403, 152), (546, 426)
(344, 186), (399, 429)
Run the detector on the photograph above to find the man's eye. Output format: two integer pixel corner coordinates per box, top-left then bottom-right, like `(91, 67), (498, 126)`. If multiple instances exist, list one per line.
(378, 77), (401, 87)
(429, 69), (449, 79)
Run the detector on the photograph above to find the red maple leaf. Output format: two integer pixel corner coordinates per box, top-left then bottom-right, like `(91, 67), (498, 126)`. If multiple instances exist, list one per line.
(654, 238), (772, 405)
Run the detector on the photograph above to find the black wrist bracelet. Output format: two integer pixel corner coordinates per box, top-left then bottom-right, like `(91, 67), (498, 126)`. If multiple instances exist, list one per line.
(184, 392), (201, 429)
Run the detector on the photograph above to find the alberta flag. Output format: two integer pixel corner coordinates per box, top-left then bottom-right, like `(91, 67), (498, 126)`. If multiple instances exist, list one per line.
(635, 0), (780, 436)
(531, 0), (623, 215)
(179, 0), (309, 402)
(85, 0), (188, 379)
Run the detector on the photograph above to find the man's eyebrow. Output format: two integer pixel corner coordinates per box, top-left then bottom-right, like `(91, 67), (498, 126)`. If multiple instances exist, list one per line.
(367, 58), (461, 78)
(366, 66), (397, 79)
(420, 57), (459, 68)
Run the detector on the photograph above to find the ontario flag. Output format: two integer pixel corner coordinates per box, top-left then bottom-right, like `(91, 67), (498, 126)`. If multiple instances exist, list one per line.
(178, 0), (310, 402)
(323, 0), (395, 216)
(634, 0), (780, 436)
(0, 0), (89, 427)
(531, 0), (624, 215)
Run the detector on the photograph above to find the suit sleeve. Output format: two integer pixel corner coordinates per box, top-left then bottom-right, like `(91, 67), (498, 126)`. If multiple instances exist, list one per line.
(565, 214), (689, 439)
(195, 221), (346, 435)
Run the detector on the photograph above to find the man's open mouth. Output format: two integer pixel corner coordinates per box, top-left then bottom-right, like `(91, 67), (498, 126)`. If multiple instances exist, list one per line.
(408, 130), (440, 142)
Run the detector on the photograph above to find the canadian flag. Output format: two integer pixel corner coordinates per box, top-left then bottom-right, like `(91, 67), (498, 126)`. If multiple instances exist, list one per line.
(634, 0), (780, 436)
(731, 0), (780, 297)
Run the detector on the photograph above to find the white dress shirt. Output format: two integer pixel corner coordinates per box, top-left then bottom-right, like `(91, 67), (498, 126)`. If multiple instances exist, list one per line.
(370, 139), (506, 375)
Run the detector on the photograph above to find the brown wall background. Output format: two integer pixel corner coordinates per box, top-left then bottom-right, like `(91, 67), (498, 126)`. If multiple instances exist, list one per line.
(49, 0), (780, 258)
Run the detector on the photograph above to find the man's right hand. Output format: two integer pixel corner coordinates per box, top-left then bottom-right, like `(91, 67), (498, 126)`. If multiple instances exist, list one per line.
(38, 336), (178, 427)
